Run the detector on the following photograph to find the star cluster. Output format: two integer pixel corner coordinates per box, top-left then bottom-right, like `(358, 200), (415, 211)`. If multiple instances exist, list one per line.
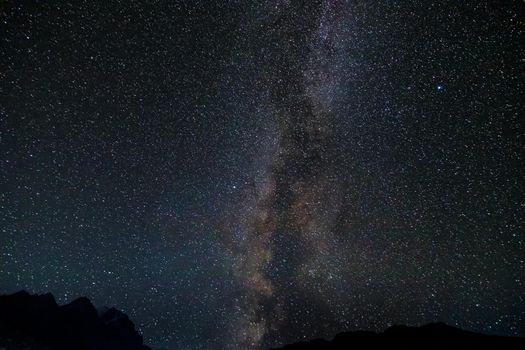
(1, 1), (523, 349)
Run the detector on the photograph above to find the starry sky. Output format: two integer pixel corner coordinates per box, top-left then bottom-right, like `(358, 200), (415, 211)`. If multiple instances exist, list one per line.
(1, 1), (524, 349)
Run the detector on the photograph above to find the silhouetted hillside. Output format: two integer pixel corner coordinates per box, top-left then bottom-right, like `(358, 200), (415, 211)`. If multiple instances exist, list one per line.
(272, 323), (524, 350)
(0, 291), (151, 350)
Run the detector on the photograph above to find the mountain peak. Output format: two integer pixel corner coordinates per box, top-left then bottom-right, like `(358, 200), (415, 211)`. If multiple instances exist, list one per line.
(0, 290), (150, 350)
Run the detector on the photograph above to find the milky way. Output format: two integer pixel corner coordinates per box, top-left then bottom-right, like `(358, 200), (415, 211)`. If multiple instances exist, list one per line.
(1, 1), (524, 349)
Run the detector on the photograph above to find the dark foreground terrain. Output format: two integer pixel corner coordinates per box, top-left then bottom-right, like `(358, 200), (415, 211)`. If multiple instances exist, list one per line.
(274, 322), (524, 350)
(0, 291), (150, 350)
(1, 291), (523, 350)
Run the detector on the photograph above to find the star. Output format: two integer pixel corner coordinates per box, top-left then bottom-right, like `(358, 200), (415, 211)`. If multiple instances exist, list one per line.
(0, 1), (522, 349)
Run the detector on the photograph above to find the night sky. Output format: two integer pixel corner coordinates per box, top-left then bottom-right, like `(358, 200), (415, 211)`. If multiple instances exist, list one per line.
(1, 1), (524, 349)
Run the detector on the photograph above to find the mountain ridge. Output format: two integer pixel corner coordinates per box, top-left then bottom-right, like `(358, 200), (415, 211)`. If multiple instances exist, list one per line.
(0, 290), (151, 350)
(2, 291), (523, 350)
(272, 322), (525, 349)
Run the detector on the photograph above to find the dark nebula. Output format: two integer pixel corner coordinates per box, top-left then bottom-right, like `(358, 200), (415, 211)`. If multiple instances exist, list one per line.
(1, 1), (523, 349)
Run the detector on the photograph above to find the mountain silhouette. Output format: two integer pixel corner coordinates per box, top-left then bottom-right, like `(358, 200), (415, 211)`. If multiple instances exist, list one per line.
(0, 291), (151, 350)
(272, 322), (524, 350)
(2, 291), (523, 350)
